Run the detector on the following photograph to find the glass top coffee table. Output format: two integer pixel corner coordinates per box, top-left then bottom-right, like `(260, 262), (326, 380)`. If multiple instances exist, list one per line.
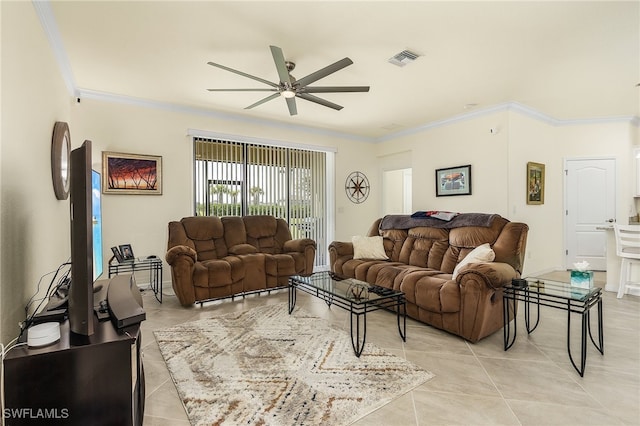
(503, 276), (604, 376)
(289, 271), (406, 357)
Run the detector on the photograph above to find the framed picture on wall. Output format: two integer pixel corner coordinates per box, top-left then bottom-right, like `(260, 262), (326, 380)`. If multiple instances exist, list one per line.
(102, 151), (162, 195)
(435, 164), (472, 196)
(527, 162), (545, 205)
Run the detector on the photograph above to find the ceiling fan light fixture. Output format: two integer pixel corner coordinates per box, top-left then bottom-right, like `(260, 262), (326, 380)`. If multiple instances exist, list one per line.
(207, 45), (368, 115)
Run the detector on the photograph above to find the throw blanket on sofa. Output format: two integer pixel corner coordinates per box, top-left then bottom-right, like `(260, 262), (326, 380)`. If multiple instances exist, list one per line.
(379, 213), (499, 230)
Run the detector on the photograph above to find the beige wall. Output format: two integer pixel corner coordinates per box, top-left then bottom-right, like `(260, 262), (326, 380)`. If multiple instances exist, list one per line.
(1, 1), (73, 343)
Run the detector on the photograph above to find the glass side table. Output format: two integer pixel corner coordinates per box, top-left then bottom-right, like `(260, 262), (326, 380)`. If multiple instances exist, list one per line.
(108, 256), (163, 303)
(503, 277), (603, 377)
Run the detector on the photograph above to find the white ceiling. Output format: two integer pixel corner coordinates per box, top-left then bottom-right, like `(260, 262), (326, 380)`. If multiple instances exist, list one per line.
(46, 1), (639, 140)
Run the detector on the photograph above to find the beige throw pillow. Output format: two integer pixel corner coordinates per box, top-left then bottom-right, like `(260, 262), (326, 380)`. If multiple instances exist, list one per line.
(352, 235), (389, 260)
(452, 243), (495, 279)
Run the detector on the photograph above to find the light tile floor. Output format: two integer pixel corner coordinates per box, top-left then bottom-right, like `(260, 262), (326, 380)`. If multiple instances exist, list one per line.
(140, 274), (639, 425)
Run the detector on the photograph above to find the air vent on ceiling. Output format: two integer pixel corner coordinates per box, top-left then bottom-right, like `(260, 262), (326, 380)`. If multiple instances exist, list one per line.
(388, 50), (420, 67)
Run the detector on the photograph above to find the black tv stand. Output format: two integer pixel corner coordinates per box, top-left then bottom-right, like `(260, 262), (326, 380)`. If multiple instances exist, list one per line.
(3, 275), (145, 425)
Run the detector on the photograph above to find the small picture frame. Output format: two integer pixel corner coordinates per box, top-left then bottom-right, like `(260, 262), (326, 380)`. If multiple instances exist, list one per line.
(110, 246), (124, 263)
(526, 162), (545, 205)
(435, 164), (472, 196)
(119, 244), (135, 260)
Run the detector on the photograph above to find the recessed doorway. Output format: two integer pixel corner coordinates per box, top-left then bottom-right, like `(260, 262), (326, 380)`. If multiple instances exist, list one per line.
(382, 168), (412, 215)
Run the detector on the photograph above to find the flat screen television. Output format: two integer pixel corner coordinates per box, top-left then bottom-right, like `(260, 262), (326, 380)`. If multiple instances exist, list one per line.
(69, 140), (103, 336)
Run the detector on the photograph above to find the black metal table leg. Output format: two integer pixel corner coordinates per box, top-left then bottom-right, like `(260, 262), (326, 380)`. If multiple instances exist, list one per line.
(588, 298), (604, 355)
(525, 289), (540, 334)
(157, 263), (163, 303)
(396, 297), (406, 341)
(151, 262), (162, 303)
(288, 282), (297, 314)
(566, 300), (588, 377)
(503, 292), (517, 351)
(350, 309), (366, 357)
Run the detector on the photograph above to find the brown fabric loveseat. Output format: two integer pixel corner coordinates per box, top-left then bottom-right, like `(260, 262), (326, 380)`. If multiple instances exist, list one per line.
(166, 215), (316, 306)
(329, 214), (528, 342)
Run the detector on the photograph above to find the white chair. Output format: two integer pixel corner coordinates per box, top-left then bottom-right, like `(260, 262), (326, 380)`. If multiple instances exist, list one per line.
(614, 224), (640, 298)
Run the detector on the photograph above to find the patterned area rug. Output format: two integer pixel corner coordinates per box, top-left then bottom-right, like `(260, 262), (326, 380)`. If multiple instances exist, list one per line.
(154, 303), (434, 425)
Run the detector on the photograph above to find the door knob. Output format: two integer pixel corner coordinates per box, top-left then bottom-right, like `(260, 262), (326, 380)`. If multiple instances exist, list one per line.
(606, 218), (615, 223)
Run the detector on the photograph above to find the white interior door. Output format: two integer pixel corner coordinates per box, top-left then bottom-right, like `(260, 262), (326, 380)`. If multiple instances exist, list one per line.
(565, 158), (616, 270)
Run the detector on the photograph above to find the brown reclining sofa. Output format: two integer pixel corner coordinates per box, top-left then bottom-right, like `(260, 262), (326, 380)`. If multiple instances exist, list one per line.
(329, 213), (528, 342)
(166, 215), (316, 306)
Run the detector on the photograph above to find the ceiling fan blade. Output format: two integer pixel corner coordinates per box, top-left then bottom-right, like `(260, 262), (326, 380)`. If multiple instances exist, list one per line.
(297, 93), (343, 111)
(207, 61), (278, 88)
(245, 93), (280, 110)
(269, 45), (292, 84)
(286, 97), (297, 116)
(295, 58), (353, 87)
(207, 88), (277, 92)
(301, 86), (370, 93)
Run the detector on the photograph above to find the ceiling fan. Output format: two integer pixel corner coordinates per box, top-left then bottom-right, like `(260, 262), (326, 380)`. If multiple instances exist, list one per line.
(207, 45), (370, 116)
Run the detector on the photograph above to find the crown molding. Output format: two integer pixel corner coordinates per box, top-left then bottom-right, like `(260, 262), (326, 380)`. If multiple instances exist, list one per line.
(377, 102), (639, 142)
(32, 0), (77, 97)
(76, 88), (371, 143)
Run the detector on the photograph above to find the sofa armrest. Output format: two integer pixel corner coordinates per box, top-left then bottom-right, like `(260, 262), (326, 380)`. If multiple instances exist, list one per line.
(328, 241), (354, 257)
(283, 238), (316, 276)
(165, 245), (197, 306)
(457, 261), (519, 289)
(283, 238), (316, 253)
(328, 241), (355, 274)
(166, 245), (197, 264)
(456, 261), (520, 343)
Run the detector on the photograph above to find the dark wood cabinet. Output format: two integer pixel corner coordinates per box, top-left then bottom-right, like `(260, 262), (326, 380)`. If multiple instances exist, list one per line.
(3, 278), (144, 425)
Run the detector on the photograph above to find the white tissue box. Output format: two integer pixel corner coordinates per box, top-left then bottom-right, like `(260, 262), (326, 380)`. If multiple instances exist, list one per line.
(570, 270), (594, 289)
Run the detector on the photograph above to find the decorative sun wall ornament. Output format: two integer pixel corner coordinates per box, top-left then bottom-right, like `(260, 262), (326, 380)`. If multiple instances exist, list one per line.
(345, 171), (370, 204)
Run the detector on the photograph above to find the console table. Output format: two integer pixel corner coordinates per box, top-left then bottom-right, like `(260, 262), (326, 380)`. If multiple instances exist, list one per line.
(109, 256), (162, 303)
(3, 277), (145, 425)
(503, 277), (604, 376)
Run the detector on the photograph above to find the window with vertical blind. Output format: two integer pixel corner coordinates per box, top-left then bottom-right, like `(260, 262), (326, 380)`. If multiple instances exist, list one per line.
(194, 137), (329, 266)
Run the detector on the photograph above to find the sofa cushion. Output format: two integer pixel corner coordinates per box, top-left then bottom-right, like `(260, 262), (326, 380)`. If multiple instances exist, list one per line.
(221, 216), (248, 248)
(193, 258), (244, 288)
(352, 235), (388, 260)
(400, 271), (460, 313)
(229, 244), (258, 255)
(265, 253), (297, 276)
(244, 215), (285, 254)
(452, 243), (495, 279)
(398, 227), (449, 268)
(378, 228), (409, 261)
(181, 216), (227, 260)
